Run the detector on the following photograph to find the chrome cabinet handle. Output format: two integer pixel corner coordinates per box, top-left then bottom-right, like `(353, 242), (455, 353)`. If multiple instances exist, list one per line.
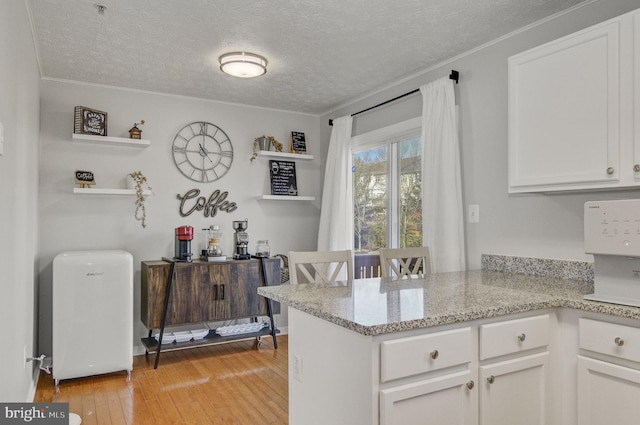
(634, 164), (640, 173)
(466, 380), (475, 390)
(487, 375), (495, 384)
(607, 167), (615, 175)
(430, 350), (439, 360)
(615, 337), (625, 346)
(518, 333), (526, 342)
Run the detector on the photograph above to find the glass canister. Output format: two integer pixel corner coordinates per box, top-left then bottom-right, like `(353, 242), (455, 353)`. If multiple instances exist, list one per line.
(255, 240), (270, 257)
(205, 225), (223, 257)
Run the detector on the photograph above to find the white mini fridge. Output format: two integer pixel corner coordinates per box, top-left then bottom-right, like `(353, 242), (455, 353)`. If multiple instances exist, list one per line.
(53, 250), (133, 385)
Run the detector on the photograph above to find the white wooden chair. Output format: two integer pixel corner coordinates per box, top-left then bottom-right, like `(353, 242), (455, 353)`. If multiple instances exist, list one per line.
(288, 250), (353, 284)
(379, 247), (431, 278)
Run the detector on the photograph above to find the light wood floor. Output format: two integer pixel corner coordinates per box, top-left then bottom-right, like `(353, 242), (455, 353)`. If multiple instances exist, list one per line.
(34, 336), (288, 425)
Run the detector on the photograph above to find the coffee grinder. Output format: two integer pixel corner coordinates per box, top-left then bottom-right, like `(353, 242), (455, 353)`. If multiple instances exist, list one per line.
(232, 219), (251, 260)
(174, 225), (194, 262)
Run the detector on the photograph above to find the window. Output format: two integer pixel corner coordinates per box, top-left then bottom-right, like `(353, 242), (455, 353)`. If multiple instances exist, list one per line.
(352, 120), (422, 277)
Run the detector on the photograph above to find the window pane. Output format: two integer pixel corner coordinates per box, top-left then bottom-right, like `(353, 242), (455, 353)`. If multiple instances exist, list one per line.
(399, 137), (422, 248)
(353, 146), (387, 254)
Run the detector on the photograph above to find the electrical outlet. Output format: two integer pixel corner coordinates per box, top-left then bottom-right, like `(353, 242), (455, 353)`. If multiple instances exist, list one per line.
(293, 353), (303, 382)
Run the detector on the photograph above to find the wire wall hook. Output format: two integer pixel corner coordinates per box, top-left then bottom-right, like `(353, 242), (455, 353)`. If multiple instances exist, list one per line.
(26, 354), (52, 374)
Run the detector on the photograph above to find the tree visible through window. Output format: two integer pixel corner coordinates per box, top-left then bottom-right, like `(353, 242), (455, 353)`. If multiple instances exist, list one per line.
(353, 136), (422, 276)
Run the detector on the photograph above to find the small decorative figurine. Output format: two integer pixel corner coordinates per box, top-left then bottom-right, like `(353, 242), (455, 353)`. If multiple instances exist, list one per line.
(129, 120), (145, 139)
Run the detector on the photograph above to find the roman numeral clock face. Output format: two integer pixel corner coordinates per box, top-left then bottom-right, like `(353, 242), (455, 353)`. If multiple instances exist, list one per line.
(172, 122), (234, 182)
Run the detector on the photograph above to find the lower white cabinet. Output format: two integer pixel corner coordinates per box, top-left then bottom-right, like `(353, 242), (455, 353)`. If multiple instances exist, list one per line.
(479, 352), (549, 425)
(577, 318), (640, 425)
(380, 370), (477, 425)
(380, 314), (552, 425)
(288, 304), (640, 425)
(577, 356), (640, 425)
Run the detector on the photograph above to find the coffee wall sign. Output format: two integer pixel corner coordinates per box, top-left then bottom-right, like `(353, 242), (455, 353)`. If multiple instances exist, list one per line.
(177, 188), (238, 217)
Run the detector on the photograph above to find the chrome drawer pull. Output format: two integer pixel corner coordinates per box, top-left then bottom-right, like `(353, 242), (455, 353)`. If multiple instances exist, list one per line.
(615, 337), (625, 347)
(518, 333), (526, 342)
(430, 350), (439, 360)
(487, 375), (495, 384)
(466, 380), (475, 390)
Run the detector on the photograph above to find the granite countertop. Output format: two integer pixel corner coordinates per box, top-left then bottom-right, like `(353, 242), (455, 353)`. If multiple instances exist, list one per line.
(258, 270), (640, 336)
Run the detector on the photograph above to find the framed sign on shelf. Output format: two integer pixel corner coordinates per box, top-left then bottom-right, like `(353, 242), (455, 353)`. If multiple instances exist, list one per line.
(74, 106), (108, 136)
(269, 160), (298, 196)
(75, 170), (95, 188)
(290, 131), (306, 154)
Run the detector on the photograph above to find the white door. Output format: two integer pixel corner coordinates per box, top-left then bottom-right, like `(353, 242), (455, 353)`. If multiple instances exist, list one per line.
(577, 356), (640, 425)
(380, 370), (477, 425)
(478, 352), (549, 425)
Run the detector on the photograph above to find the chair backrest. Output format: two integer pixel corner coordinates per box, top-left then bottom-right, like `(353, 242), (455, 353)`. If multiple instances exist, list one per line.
(288, 250), (353, 284)
(379, 247), (431, 278)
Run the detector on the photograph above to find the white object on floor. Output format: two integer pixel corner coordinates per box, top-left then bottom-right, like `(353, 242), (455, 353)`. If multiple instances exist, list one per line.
(52, 250), (134, 385)
(69, 412), (82, 424)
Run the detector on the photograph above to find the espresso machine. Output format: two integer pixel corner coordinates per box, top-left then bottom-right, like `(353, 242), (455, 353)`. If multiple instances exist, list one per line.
(233, 219), (251, 260)
(174, 225), (194, 262)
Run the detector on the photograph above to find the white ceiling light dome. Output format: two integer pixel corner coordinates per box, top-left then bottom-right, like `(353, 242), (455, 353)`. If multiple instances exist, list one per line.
(219, 52), (268, 78)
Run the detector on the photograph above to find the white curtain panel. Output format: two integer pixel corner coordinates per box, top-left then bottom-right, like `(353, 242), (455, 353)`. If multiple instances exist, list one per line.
(317, 115), (354, 252)
(420, 77), (466, 272)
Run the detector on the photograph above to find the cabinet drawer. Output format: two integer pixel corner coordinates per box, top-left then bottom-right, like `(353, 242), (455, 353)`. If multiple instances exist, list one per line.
(579, 318), (640, 362)
(380, 327), (472, 382)
(480, 315), (550, 360)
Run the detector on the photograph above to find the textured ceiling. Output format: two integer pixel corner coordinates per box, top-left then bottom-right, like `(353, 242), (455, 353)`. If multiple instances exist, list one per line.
(28, 0), (587, 115)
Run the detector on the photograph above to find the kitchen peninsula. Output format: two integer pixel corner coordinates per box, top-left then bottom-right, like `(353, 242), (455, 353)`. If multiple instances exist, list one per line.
(258, 257), (640, 425)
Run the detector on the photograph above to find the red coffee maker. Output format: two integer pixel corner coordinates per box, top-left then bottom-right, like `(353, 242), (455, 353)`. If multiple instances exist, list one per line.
(174, 225), (194, 262)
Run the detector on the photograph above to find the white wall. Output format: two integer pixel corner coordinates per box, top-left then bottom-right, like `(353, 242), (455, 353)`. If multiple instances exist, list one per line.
(0, 0), (41, 402)
(38, 80), (322, 356)
(321, 0), (640, 270)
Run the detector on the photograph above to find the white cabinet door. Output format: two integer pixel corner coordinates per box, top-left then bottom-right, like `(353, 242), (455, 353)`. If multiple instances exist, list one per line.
(478, 352), (549, 425)
(508, 19), (621, 193)
(633, 10), (640, 180)
(577, 356), (640, 425)
(380, 370), (477, 425)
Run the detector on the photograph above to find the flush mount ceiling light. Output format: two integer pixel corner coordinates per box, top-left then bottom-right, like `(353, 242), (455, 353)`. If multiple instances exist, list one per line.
(219, 52), (267, 78)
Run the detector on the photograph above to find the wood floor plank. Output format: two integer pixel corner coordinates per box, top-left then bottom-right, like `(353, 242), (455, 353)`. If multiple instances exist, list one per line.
(35, 336), (288, 425)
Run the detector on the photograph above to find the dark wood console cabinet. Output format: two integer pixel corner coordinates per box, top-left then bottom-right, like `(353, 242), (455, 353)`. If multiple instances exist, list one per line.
(140, 258), (280, 366)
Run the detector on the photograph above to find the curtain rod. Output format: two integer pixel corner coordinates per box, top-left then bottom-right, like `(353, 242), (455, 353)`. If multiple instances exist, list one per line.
(328, 70), (459, 126)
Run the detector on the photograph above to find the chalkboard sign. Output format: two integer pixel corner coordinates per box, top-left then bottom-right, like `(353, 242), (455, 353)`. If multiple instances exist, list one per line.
(75, 170), (95, 188)
(269, 160), (298, 196)
(290, 131), (306, 153)
(74, 106), (108, 136)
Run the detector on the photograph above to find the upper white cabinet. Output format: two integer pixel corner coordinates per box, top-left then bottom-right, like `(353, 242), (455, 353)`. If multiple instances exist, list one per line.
(508, 8), (640, 193)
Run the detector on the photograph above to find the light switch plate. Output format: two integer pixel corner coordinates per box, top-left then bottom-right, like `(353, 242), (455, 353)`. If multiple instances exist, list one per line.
(468, 204), (480, 223)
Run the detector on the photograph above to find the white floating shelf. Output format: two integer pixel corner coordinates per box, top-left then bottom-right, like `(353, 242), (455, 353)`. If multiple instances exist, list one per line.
(257, 150), (313, 160)
(73, 188), (153, 196)
(72, 133), (150, 148)
(259, 195), (316, 201)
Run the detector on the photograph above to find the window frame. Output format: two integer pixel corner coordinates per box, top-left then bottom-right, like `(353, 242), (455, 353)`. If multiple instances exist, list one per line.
(351, 117), (422, 250)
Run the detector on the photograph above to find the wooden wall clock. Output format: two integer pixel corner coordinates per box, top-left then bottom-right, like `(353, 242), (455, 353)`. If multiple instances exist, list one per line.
(172, 121), (234, 182)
